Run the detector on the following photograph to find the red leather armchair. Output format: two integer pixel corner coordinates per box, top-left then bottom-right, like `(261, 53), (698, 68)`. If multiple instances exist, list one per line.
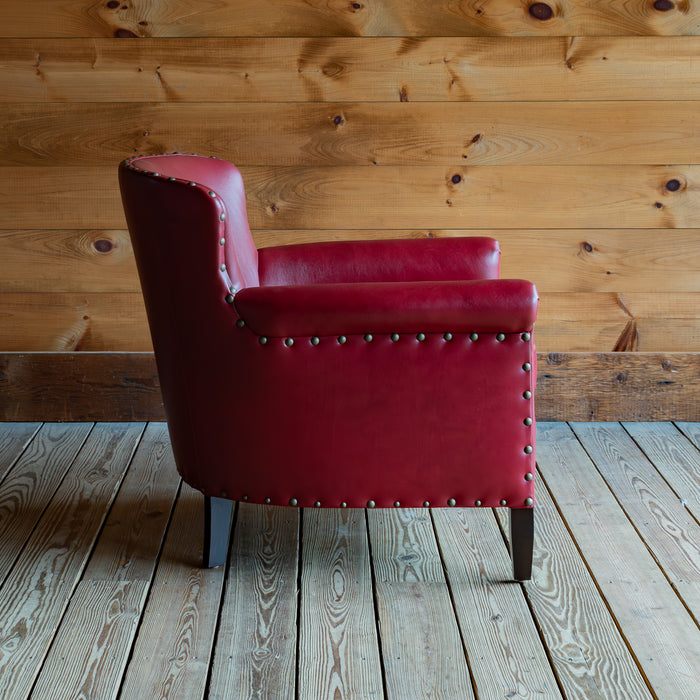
(119, 154), (538, 579)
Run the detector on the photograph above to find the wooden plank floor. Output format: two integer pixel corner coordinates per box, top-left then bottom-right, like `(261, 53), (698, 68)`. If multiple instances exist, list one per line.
(0, 422), (698, 699)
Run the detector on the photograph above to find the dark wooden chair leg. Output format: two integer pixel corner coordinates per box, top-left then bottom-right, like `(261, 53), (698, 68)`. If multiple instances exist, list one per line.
(510, 507), (534, 581)
(203, 496), (234, 568)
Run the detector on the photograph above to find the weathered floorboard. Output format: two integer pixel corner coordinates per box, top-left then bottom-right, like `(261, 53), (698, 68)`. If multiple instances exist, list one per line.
(368, 508), (473, 699)
(209, 503), (299, 700)
(432, 508), (560, 699)
(298, 508), (383, 699)
(0, 422), (93, 581)
(0, 423), (143, 700)
(0, 422), (41, 483)
(623, 422), (700, 520)
(570, 422), (700, 619)
(496, 482), (652, 699)
(537, 422), (700, 699)
(29, 579), (149, 700)
(118, 485), (226, 700)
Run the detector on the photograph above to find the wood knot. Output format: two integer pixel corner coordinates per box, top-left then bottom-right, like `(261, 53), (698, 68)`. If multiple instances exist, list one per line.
(93, 239), (114, 254)
(653, 0), (674, 10)
(665, 178), (681, 191)
(114, 28), (138, 38)
(471, 133), (482, 144)
(351, 1), (362, 9)
(107, 0), (119, 7)
(529, 3), (553, 20)
(333, 115), (344, 126)
(451, 174), (462, 184)
(581, 241), (594, 253)
(655, 202), (663, 208)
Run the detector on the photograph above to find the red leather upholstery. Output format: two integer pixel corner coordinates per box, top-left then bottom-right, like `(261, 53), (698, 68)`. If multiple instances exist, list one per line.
(119, 154), (538, 512)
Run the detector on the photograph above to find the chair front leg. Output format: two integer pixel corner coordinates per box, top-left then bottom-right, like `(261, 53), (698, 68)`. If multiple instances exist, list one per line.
(510, 507), (534, 581)
(203, 496), (234, 568)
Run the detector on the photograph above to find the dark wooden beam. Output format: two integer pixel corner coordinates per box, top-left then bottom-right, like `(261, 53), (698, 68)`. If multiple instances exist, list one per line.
(1, 351), (698, 422)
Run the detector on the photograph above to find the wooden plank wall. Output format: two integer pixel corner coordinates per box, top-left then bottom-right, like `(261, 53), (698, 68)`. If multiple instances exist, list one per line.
(0, 0), (699, 419)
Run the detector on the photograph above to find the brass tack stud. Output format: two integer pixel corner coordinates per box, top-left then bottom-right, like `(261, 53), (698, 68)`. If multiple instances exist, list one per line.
(220, 213), (226, 222)
(168, 176), (176, 181)
(208, 191), (216, 197)
(444, 332), (453, 341)
(416, 333), (426, 342)
(289, 497), (298, 506)
(423, 501), (431, 508)
(364, 334), (373, 342)
(310, 336), (320, 345)
(264, 497), (271, 504)
(525, 497), (534, 506)
(470, 333), (479, 341)
(225, 294), (235, 303)
(220, 490), (227, 498)
(391, 333), (400, 342)
(284, 338), (294, 347)
(500, 499), (507, 506)
(475, 500), (482, 506)
(314, 501), (322, 507)
(188, 181), (197, 186)
(259, 336), (268, 345)
(522, 332), (531, 341)
(523, 362), (531, 371)
(220, 263), (227, 271)
(394, 501), (401, 508)
(338, 335), (347, 344)
(525, 472), (534, 482)
(524, 445), (533, 454)
(236, 319), (245, 328)
(340, 501), (348, 508)
(523, 390), (532, 400)
(496, 333), (506, 342)
(219, 238), (226, 246)
(242, 495), (249, 501)
(524, 417), (533, 426)
(447, 498), (456, 507)
(367, 499), (376, 508)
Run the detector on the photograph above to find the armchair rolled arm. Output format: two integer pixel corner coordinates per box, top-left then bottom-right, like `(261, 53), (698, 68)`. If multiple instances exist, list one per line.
(234, 279), (538, 338)
(257, 237), (501, 286)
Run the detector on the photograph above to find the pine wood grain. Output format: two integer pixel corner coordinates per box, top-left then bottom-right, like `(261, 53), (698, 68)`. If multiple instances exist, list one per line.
(0, 229), (136, 293)
(83, 422), (180, 582)
(2, 290), (698, 352)
(3, 37), (700, 103)
(4, 228), (699, 295)
(6, 101), (700, 167)
(0, 422), (92, 580)
(0, 423), (143, 700)
(537, 422), (700, 700)
(676, 422), (700, 450)
(2, 0), (699, 37)
(119, 485), (226, 699)
(623, 422), (700, 523)
(0, 293), (149, 351)
(299, 508), (383, 699)
(4, 165), (699, 231)
(432, 508), (560, 699)
(209, 503), (299, 700)
(0, 422), (40, 483)
(570, 422), (700, 618)
(495, 482), (653, 699)
(29, 579), (149, 700)
(367, 508), (474, 699)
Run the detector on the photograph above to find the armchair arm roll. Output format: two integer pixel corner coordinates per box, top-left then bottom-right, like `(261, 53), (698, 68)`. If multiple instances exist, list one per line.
(257, 237), (501, 286)
(234, 278), (538, 337)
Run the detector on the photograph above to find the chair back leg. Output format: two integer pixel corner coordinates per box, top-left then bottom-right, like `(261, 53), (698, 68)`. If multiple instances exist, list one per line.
(203, 496), (234, 567)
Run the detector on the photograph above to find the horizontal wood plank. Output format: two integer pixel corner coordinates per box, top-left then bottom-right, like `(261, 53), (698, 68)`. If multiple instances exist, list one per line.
(3, 37), (700, 103)
(2, 0), (699, 37)
(4, 228), (699, 295)
(5, 101), (700, 167)
(2, 351), (698, 422)
(3, 165), (699, 230)
(1, 290), (698, 352)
